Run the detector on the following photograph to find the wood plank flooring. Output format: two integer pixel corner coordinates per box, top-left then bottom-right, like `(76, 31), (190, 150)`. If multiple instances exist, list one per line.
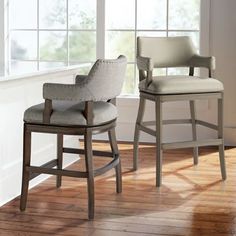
(1, 142), (236, 235)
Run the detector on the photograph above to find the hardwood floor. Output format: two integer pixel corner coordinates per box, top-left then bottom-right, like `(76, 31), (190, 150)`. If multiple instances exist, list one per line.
(1, 142), (236, 235)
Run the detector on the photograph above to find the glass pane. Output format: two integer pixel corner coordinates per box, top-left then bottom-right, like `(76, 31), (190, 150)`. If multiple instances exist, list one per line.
(11, 31), (37, 60)
(40, 31), (67, 61)
(39, 0), (66, 29)
(106, 31), (135, 62)
(39, 62), (66, 70)
(167, 68), (189, 75)
(168, 31), (199, 49)
(137, 31), (167, 37)
(106, 0), (135, 29)
(169, 0), (200, 30)
(122, 64), (136, 95)
(137, 0), (167, 30)
(153, 68), (167, 76)
(69, 0), (96, 29)
(69, 63), (92, 75)
(10, 61), (37, 75)
(10, 0), (37, 29)
(69, 31), (96, 61)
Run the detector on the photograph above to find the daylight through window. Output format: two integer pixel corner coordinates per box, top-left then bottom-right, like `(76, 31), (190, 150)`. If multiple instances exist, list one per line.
(9, 0), (200, 95)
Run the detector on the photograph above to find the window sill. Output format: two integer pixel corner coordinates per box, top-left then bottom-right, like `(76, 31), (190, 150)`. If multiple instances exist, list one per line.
(0, 64), (90, 83)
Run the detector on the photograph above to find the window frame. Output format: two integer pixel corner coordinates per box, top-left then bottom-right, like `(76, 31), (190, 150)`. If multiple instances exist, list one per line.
(1, 0), (210, 87)
(8, 0), (97, 74)
(105, 0), (203, 95)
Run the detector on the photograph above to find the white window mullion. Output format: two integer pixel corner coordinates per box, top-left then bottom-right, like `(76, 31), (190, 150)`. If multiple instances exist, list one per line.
(66, 0), (69, 66)
(96, 0), (105, 59)
(166, 0), (169, 37)
(37, 0), (39, 71)
(134, 0), (138, 85)
(0, 0), (8, 76)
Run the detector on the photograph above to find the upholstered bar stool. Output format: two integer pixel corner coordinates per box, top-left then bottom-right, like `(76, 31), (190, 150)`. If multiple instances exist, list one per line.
(133, 36), (226, 187)
(20, 55), (127, 219)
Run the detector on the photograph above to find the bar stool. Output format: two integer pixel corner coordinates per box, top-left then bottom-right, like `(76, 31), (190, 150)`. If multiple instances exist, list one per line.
(133, 36), (226, 187)
(20, 55), (127, 219)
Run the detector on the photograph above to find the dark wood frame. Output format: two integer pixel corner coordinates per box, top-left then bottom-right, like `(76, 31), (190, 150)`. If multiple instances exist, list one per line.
(20, 100), (122, 220)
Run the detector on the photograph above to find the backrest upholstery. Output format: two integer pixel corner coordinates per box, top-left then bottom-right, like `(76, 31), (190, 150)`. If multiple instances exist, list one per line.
(137, 36), (197, 68)
(77, 55), (127, 101)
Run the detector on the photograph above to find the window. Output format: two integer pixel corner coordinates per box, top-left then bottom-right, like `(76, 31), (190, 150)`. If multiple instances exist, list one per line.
(9, 0), (96, 74)
(7, 0), (200, 95)
(105, 0), (200, 95)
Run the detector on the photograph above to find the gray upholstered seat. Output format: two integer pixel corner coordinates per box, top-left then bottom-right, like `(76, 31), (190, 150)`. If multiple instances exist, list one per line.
(139, 76), (223, 94)
(24, 101), (117, 126)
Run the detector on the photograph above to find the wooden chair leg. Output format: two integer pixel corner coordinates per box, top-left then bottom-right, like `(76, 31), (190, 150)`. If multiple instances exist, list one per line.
(84, 129), (95, 220)
(133, 97), (146, 170)
(155, 98), (163, 187)
(20, 124), (31, 211)
(218, 96), (226, 180)
(56, 134), (63, 188)
(190, 100), (199, 165)
(108, 128), (122, 193)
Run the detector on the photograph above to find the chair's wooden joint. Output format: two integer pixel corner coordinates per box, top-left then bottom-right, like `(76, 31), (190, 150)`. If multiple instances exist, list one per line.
(196, 120), (218, 130)
(83, 101), (94, 126)
(93, 155), (120, 177)
(43, 99), (53, 124)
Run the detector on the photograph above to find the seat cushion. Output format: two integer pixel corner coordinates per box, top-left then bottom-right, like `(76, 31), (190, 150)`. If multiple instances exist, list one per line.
(139, 76), (224, 95)
(24, 101), (118, 126)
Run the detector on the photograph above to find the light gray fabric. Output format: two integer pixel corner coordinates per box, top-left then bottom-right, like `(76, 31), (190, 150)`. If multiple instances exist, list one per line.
(137, 56), (153, 71)
(188, 55), (216, 71)
(137, 37), (215, 71)
(43, 55), (127, 102)
(24, 101), (118, 126)
(139, 76), (224, 94)
(137, 36), (197, 68)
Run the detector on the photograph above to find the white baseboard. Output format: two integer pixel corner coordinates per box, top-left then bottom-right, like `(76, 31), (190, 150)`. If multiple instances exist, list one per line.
(0, 136), (79, 207)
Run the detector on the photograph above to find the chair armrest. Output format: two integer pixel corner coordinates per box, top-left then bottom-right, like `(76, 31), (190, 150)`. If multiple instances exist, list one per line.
(189, 55), (216, 71)
(137, 56), (153, 71)
(43, 83), (92, 102)
(75, 75), (88, 84)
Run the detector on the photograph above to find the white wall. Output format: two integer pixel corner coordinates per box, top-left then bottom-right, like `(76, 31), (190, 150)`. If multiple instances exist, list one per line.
(209, 0), (236, 145)
(0, 68), (81, 206)
(0, 0), (6, 76)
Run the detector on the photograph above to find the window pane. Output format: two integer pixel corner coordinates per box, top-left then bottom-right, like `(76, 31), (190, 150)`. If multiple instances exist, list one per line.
(137, 31), (167, 37)
(169, 0), (200, 30)
(106, 0), (135, 29)
(122, 64), (136, 95)
(40, 31), (67, 61)
(167, 68), (189, 75)
(69, 0), (96, 29)
(11, 61), (37, 75)
(168, 31), (199, 49)
(69, 63), (92, 74)
(69, 31), (96, 62)
(153, 68), (167, 76)
(106, 31), (135, 62)
(10, 0), (37, 29)
(137, 0), (167, 30)
(39, 62), (66, 70)
(39, 0), (66, 29)
(11, 31), (37, 60)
